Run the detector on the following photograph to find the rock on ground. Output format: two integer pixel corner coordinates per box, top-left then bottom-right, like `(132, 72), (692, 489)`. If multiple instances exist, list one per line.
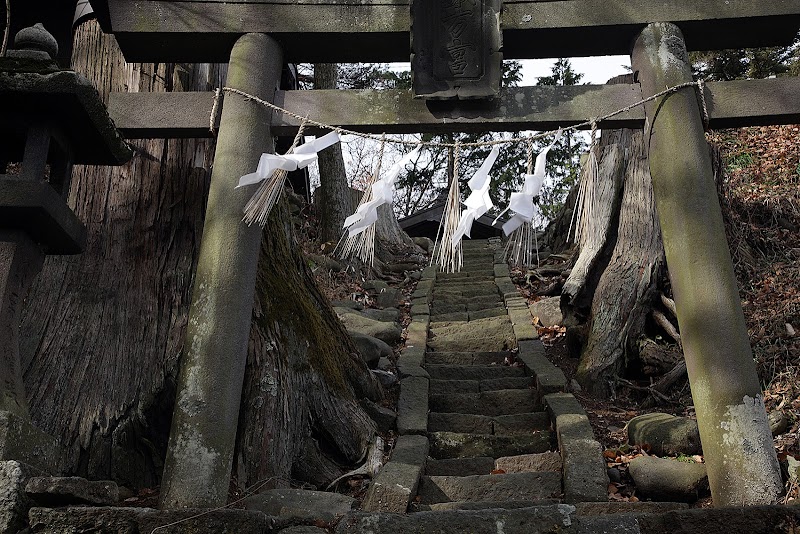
(628, 455), (708, 503)
(530, 297), (563, 327)
(627, 413), (701, 456)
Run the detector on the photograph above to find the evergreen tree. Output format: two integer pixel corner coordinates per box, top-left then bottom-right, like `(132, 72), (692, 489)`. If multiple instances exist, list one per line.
(534, 59), (587, 222)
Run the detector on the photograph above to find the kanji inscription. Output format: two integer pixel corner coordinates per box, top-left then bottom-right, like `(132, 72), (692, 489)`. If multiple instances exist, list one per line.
(411, 0), (502, 100)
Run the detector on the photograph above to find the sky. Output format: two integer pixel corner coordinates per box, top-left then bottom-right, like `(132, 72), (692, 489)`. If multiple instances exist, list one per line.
(520, 56), (631, 85)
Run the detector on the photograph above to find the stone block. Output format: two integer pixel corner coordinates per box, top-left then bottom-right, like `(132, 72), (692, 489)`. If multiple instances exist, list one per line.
(349, 331), (391, 369)
(418, 471), (561, 505)
(243, 488), (355, 523)
(627, 413), (702, 456)
(555, 413), (596, 445)
(543, 393), (586, 422)
(494, 451), (562, 473)
(26, 477), (118, 506)
(421, 266), (437, 280)
(396, 363), (429, 380)
(530, 296), (563, 327)
(575, 501), (689, 515)
(428, 413), (492, 435)
(411, 289), (430, 301)
(390, 434), (429, 466)
(410, 302), (430, 316)
(428, 431), (552, 460)
(0, 460), (39, 533)
(518, 340), (567, 394)
(425, 364), (524, 381)
(0, 411), (61, 474)
(493, 412), (551, 435)
(493, 264), (510, 278)
(397, 377), (428, 435)
(562, 438), (609, 504)
(430, 379), (479, 395)
(360, 462), (421, 513)
(628, 456), (708, 503)
(425, 457), (495, 477)
(359, 400), (396, 433)
(28, 506), (271, 534)
(375, 288), (403, 309)
(429, 389), (538, 417)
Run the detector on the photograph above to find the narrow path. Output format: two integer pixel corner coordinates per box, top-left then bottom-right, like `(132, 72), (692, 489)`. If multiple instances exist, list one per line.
(339, 239), (613, 532)
(419, 240), (561, 510)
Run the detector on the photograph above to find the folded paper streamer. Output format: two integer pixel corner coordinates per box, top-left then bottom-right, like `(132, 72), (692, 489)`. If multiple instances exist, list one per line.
(343, 148), (420, 237)
(498, 133), (562, 235)
(236, 131), (341, 188)
(451, 146), (500, 245)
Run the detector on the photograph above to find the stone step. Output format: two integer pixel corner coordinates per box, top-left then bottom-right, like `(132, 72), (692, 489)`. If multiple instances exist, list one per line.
(429, 377), (533, 395)
(417, 471), (562, 504)
(431, 301), (504, 313)
(429, 389), (539, 416)
(334, 502), (709, 533)
(428, 431), (554, 459)
(425, 364), (524, 381)
(423, 500), (560, 511)
(437, 272), (493, 281)
(425, 457), (495, 476)
(468, 308), (508, 320)
(428, 312), (469, 322)
(427, 412), (549, 435)
(424, 352), (511, 366)
(495, 452), (563, 474)
(432, 286), (500, 297)
(427, 316), (515, 353)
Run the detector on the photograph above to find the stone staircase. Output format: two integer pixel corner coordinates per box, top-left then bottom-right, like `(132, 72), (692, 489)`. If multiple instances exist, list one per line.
(419, 241), (561, 510)
(348, 239), (614, 531)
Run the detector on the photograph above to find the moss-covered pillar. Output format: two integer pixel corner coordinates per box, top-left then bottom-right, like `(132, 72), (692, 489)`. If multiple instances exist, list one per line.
(631, 23), (782, 506)
(160, 33), (282, 509)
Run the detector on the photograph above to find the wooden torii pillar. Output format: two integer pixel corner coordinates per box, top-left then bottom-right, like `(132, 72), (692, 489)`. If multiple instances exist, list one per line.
(632, 22), (783, 506)
(159, 34), (283, 509)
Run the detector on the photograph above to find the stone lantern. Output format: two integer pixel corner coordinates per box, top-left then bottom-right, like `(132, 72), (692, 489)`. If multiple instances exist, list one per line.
(0, 23), (131, 474)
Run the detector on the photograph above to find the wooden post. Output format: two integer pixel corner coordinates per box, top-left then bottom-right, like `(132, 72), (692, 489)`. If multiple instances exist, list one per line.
(159, 33), (282, 509)
(631, 22), (783, 506)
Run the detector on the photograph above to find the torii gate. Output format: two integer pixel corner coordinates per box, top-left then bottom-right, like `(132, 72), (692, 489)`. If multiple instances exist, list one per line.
(94, 0), (800, 511)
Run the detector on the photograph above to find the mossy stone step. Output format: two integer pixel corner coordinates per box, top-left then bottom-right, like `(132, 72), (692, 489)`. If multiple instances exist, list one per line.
(429, 389), (540, 416)
(427, 412), (550, 435)
(425, 457), (495, 476)
(428, 431), (554, 460)
(432, 285), (499, 296)
(428, 316), (515, 352)
(429, 377), (533, 395)
(418, 471), (562, 504)
(423, 500), (560, 511)
(424, 351), (511, 366)
(493, 413), (551, 434)
(428, 312), (469, 322)
(431, 301), (504, 314)
(437, 272), (493, 281)
(468, 308), (508, 320)
(430, 379), (479, 395)
(425, 364), (524, 381)
(432, 294), (503, 306)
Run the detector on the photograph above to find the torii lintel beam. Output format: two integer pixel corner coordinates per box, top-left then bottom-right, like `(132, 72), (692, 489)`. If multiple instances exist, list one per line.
(95, 0), (800, 63)
(108, 77), (800, 139)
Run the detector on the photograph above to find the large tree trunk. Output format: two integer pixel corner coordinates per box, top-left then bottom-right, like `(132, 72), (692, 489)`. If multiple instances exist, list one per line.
(235, 200), (382, 490)
(561, 75), (667, 397)
(21, 19), (380, 492)
(314, 64), (352, 243)
(20, 20), (219, 487)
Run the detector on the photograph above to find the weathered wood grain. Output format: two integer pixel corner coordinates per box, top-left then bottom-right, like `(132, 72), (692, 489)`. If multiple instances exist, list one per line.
(101, 0), (800, 62)
(108, 78), (800, 139)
